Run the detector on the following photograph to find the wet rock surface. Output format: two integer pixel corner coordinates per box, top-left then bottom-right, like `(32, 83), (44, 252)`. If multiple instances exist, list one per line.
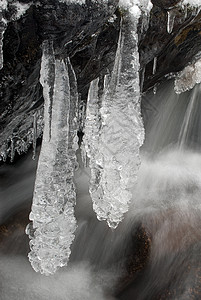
(0, 0), (200, 161)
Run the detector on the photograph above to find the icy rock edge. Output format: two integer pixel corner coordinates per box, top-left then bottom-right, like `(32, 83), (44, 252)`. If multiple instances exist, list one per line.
(174, 57), (201, 94)
(174, 1), (201, 94)
(83, 1), (152, 229)
(26, 41), (78, 276)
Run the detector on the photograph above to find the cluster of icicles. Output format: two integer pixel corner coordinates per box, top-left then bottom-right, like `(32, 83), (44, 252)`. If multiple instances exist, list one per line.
(25, 0), (201, 275)
(26, 0), (152, 276)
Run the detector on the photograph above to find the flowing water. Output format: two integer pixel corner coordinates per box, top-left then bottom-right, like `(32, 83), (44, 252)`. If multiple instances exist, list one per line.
(0, 81), (201, 299)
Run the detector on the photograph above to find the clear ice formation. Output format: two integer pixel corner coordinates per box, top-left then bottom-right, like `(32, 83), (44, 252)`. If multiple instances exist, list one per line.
(0, 1), (7, 70)
(83, 3), (149, 229)
(167, 10), (176, 34)
(174, 57), (201, 94)
(26, 41), (78, 275)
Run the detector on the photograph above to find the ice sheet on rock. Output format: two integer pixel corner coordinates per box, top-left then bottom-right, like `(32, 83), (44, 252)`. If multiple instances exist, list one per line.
(84, 7), (145, 229)
(174, 57), (201, 94)
(26, 41), (78, 275)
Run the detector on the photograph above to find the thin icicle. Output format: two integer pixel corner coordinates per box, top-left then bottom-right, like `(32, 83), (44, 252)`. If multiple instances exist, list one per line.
(32, 112), (37, 160)
(167, 10), (175, 34)
(0, 13), (7, 70)
(0, 142), (7, 162)
(10, 137), (15, 162)
(26, 41), (78, 275)
(84, 5), (145, 229)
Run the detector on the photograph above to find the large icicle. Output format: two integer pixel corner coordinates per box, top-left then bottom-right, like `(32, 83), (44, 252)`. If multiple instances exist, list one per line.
(84, 2), (151, 229)
(26, 41), (78, 275)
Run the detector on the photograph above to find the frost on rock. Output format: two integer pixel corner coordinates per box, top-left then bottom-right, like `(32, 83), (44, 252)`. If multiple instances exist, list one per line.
(26, 41), (78, 275)
(182, 0), (201, 8)
(84, 6), (145, 229)
(174, 57), (201, 94)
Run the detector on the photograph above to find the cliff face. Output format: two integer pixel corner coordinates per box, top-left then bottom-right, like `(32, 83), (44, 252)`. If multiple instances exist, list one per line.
(0, 0), (201, 163)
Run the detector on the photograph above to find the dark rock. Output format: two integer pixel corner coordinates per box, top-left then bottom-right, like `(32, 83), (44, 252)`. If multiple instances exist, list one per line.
(0, 0), (201, 161)
(151, 0), (181, 9)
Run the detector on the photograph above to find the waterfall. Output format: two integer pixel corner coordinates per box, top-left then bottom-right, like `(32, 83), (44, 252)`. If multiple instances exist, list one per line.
(26, 41), (78, 275)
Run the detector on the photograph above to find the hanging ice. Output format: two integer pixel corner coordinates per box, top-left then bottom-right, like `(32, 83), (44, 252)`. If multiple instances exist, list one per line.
(84, 2), (150, 229)
(0, 1), (7, 70)
(167, 10), (176, 34)
(26, 41), (78, 275)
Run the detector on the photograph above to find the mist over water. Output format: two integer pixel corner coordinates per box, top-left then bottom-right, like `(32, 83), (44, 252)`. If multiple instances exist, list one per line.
(0, 151), (38, 224)
(1, 81), (201, 299)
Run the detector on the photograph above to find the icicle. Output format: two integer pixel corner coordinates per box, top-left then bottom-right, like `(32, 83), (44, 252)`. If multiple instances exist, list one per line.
(10, 137), (15, 162)
(83, 77), (101, 171)
(0, 14), (7, 70)
(32, 112), (37, 160)
(0, 142), (7, 162)
(152, 57), (157, 75)
(84, 5), (145, 229)
(26, 41), (78, 275)
(167, 10), (175, 34)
